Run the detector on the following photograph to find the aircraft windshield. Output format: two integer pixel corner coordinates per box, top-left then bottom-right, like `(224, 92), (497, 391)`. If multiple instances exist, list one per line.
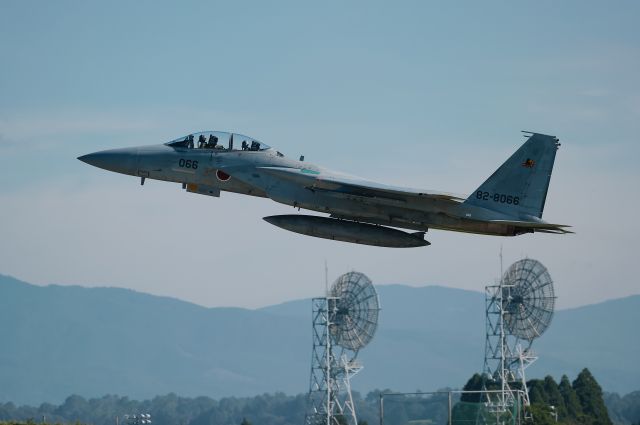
(165, 131), (271, 152)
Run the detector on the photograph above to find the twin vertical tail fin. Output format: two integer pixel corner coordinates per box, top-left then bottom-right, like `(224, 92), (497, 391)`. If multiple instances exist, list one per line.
(464, 132), (560, 219)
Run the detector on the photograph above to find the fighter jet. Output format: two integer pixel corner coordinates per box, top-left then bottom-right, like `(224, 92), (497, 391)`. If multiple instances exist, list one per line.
(78, 131), (571, 248)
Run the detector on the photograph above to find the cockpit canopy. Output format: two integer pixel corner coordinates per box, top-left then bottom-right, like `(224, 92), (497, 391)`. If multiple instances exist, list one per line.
(166, 131), (271, 152)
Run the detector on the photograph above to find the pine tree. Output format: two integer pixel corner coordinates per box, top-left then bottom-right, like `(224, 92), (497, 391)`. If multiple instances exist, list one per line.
(543, 375), (568, 420)
(559, 374), (583, 420)
(528, 379), (549, 404)
(461, 373), (484, 402)
(572, 368), (612, 425)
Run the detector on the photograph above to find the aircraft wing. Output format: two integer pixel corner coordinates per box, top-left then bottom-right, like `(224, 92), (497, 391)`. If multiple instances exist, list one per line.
(258, 166), (465, 205)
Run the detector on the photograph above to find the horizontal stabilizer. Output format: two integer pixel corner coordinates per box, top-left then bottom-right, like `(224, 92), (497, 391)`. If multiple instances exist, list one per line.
(534, 228), (575, 234)
(489, 219), (574, 234)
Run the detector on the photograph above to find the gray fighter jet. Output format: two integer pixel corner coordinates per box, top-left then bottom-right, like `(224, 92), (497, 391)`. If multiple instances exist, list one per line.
(78, 131), (571, 248)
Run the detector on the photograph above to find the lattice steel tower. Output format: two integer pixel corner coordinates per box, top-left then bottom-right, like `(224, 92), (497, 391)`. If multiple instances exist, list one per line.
(483, 258), (555, 420)
(305, 272), (380, 425)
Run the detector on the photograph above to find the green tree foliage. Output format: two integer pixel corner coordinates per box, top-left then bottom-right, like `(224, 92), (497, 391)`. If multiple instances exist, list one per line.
(527, 403), (558, 425)
(0, 369), (635, 425)
(573, 368), (613, 425)
(560, 374), (584, 419)
(460, 373), (483, 402)
(455, 369), (619, 425)
(524, 370), (618, 425)
(527, 376), (571, 425)
(528, 379), (549, 404)
(0, 422), (79, 425)
(544, 375), (568, 419)
(364, 389), (392, 405)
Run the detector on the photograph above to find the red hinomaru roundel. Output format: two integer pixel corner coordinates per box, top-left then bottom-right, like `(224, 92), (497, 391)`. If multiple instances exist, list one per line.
(216, 170), (231, 181)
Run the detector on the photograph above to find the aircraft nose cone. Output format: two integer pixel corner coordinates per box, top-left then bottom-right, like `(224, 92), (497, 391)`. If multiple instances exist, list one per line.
(78, 148), (138, 176)
(77, 153), (98, 165)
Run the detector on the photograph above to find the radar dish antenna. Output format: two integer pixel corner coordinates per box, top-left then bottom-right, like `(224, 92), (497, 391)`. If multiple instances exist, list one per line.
(305, 271), (380, 425)
(483, 258), (555, 421)
(502, 258), (555, 341)
(328, 271), (380, 351)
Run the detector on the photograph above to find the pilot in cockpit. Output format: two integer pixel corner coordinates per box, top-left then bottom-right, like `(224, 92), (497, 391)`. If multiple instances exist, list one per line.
(181, 135), (190, 148)
(207, 134), (218, 149)
(250, 141), (259, 151)
(187, 134), (194, 149)
(242, 140), (248, 151)
(198, 134), (206, 148)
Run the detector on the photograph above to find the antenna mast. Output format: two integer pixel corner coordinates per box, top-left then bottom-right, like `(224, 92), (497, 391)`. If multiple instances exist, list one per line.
(305, 272), (380, 425)
(483, 259), (556, 423)
(324, 260), (329, 296)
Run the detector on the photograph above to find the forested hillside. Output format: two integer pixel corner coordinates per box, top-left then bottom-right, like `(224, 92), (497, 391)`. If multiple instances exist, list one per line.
(0, 369), (637, 425)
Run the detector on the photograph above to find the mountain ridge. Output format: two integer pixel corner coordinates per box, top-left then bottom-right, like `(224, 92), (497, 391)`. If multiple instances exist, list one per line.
(7, 272), (638, 314)
(1, 273), (638, 405)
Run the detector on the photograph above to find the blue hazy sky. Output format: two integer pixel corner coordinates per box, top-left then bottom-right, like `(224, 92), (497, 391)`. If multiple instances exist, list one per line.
(1, 1), (639, 308)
